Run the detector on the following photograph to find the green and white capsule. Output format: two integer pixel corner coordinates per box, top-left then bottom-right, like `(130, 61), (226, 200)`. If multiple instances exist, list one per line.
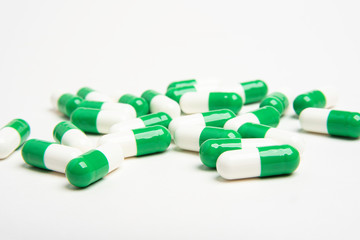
(99, 126), (171, 157)
(299, 108), (360, 138)
(260, 92), (289, 116)
(0, 119), (30, 159)
(77, 87), (112, 102)
(224, 106), (280, 131)
(110, 112), (172, 133)
(167, 79), (197, 90)
(238, 122), (306, 153)
(53, 121), (94, 152)
(142, 90), (181, 119)
(168, 109), (236, 136)
(180, 92), (243, 114)
(217, 145), (300, 180)
(293, 88), (338, 115)
(174, 126), (241, 152)
(199, 138), (279, 168)
(71, 107), (135, 134)
(78, 100), (137, 118)
(22, 139), (82, 173)
(66, 142), (124, 188)
(51, 92), (83, 117)
(118, 94), (149, 117)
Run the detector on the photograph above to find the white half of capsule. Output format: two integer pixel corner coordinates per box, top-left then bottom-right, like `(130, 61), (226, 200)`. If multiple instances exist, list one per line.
(150, 95), (181, 119)
(44, 144), (82, 173)
(173, 126), (205, 152)
(168, 113), (206, 137)
(96, 110), (136, 134)
(321, 87), (338, 108)
(0, 127), (21, 159)
(217, 148), (261, 180)
(96, 142), (124, 172)
(223, 113), (260, 131)
(110, 118), (146, 133)
(179, 92), (210, 114)
(299, 108), (330, 134)
(98, 132), (137, 158)
(101, 102), (136, 118)
(85, 91), (113, 102)
(60, 129), (94, 153)
(265, 128), (305, 153)
(240, 138), (280, 148)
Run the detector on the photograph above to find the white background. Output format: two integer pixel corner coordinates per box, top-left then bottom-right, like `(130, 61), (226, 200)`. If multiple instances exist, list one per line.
(0, 1), (359, 239)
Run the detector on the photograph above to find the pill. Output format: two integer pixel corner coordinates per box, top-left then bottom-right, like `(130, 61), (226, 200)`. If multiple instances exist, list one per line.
(22, 139), (82, 173)
(53, 121), (94, 152)
(199, 138), (279, 168)
(179, 92), (243, 114)
(99, 126), (171, 157)
(70, 107), (135, 134)
(217, 145), (300, 180)
(66, 142), (124, 187)
(174, 126), (240, 152)
(224, 106), (280, 131)
(167, 79), (197, 90)
(110, 112), (172, 133)
(78, 100), (137, 118)
(238, 122), (306, 153)
(299, 108), (360, 138)
(141, 90), (181, 119)
(0, 119), (31, 159)
(166, 85), (212, 103)
(77, 87), (112, 102)
(168, 109), (236, 136)
(51, 92), (83, 117)
(293, 88), (338, 115)
(118, 94), (149, 117)
(259, 92), (289, 115)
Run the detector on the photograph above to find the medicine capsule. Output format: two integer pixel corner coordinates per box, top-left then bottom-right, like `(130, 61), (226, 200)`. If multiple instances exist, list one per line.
(259, 92), (289, 115)
(22, 139), (82, 173)
(141, 90), (181, 119)
(224, 106), (280, 131)
(53, 121), (94, 152)
(71, 107), (135, 134)
(299, 108), (360, 138)
(51, 92), (83, 117)
(118, 94), (149, 117)
(110, 112), (172, 133)
(167, 79), (197, 90)
(238, 122), (306, 153)
(99, 126), (171, 157)
(174, 126), (241, 152)
(199, 138), (279, 168)
(168, 109), (236, 136)
(179, 92), (243, 114)
(217, 145), (300, 180)
(66, 142), (124, 188)
(78, 100), (137, 118)
(77, 87), (113, 102)
(293, 88), (338, 115)
(0, 119), (30, 159)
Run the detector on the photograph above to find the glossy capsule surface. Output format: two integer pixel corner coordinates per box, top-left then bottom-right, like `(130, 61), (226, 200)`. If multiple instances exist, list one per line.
(142, 90), (181, 119)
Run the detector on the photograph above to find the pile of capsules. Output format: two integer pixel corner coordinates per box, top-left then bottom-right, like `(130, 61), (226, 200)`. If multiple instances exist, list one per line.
(0, 79), (359, 188)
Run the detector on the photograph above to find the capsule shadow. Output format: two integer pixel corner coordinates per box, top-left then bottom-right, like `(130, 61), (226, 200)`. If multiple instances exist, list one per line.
(215, 175), (259, 183)
(64, 178), (105, 191)
(197, 164), (215, 172)
(171, 146), (199, 156)
(21, 163), (64, 178)
(48, 108), (68, 119)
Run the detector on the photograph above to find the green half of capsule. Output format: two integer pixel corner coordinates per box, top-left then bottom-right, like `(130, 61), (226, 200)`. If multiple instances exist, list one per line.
(77, 87), (95, 99)
(208, 92), (243, 114)
(22, 139), (52, 170)
(53, 121), (78, 143)
(141, 90), (161, 104)
(70, 108), (100, 133)
(58, 93), (83, 117)
(139, 112), (172, 128)
(327, 110), (360, 138)
(167, 79), (197, 90)
(238, 122), (270, 138)
(241, 80), (268, 104)
(119, 94), (149, 117)
(252, 106), (280, 127)
(4, 119), (31, 145)
(165, 86), (197, 103)
(259, 92), (289, 115)
(78, 100), (104, 109)
(293, 90), (326, 115)
(202, 109), (236, 128)
(199, 127), (241, 147)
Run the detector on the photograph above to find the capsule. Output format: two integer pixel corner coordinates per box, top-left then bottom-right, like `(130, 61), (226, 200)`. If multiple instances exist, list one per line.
(118, 94), (149, 117)
(141, 90), (181, 119)
(168, 109), (236, 136)
(22, 139), (82, 173)
(53, 121), (94, 152)
(167, 79), (197, 90)
(224, 106), (280, 131)
(77, 87), (112, 102)
(78, 100), (137, 118)
(66, 142), (124, 188)
(217, 145), (300, 180)
(99, 126), (171, 157)
(174, 126), (241, 152)
(238, 122), (306, 153)
(70, 107), (135, 134)
(180, 92), (243, 114)
(299, 108), (360, 138)
(51, 92), (83, 117)
(199, 138), (279, 168)
(259, 92), (289, 115)
(110, 112), (172, 133)
(0, 119), (30, 159)
(293, 88), (338, 115)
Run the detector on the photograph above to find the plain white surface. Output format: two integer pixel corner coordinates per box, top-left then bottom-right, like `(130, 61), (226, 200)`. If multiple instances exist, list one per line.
(0, 1), (360, 239)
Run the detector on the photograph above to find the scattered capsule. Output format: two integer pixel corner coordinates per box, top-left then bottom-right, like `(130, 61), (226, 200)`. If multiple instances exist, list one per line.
(180, 92), (243, 114)
(77, 87), (113, 102)
(168, 109), (236, 136)
(299, 108), (360, 138)
(224, 106), (280, 132)
(51, 92), (83, 117)
(118, 94), (149, 117)
(70, 107), (135, 134)
(259, 92), (289, 115)
(99, 126), (171, 157)
(141, 90), (181, 119)
(238, 122), (306, 153)
(53, 121), (94, 152)
(110, 112), (172, 133)
(167, 79), (197, 90)
(293, 88), (338, 115)
(0, 119), (30, 159)
(217, 145), (300, 180)
(166, 85), (211, 103)
(199, 138), (279, 168)
(174, 126), (241, 152)
(78, 100), (137, 118)
(22, 139), (82, 173)
(66, 142), (124, 188)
